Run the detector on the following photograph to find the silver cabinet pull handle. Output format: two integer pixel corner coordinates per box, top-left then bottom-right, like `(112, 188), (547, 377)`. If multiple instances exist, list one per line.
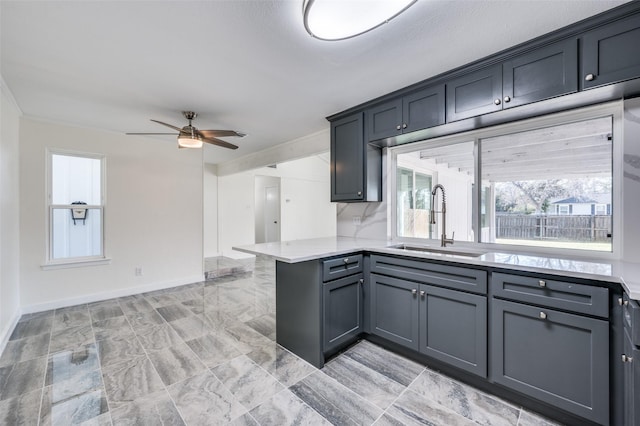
(539, 312), (547, 320)
(585, 73), (595, 81)
(622, 354), (633, 363)
(503, 96), (511, 102)
(420, 290), (425, 297)
(411, 289), (417, 295)
(494, 99), (501, 105)
(359, 279), (364, 284)
(619, 297), (624, 306)
(538, 280), (546, 288)
(343, 258), (349, 264)
(402, 123), (407, 129)
(357, 191), (362, 196)
(396, 125), (401, 130)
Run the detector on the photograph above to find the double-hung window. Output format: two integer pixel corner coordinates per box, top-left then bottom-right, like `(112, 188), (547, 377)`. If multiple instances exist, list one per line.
(47, 150), (105, 265)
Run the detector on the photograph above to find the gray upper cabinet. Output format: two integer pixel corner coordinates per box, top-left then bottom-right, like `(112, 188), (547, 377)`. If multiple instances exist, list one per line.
(447, 39), (578, 122)
(330, 112), (381, 202)
(446, 64), (503, 122)
(503, 38), (578, 108)
(582, 13), (640, 89)
(367, 85), (445, 141)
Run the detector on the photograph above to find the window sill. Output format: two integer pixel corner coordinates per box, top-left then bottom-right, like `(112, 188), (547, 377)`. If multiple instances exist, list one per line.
(41, 258), (112, 271)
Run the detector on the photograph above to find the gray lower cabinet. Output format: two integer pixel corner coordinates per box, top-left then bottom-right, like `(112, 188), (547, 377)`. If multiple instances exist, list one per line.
(370, 271), (487, 377)
(623, 329), (639, 426)
(419, 285), (487, 377)
(323, 273), (364, 354)
(275, 254), (364, 369)
(622, 294), (640, 426)
(491, 298), (610, 425)
(370, 273), (420, 350)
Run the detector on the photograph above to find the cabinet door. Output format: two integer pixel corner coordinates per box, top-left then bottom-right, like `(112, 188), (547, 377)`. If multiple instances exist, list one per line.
(367, 99), (402, 141)
(331, 112), (365, 201)
(446, 64), (502, 122)
(623, 329), (640, 426)
(503, 38), (578, 109)
(582, 13), (640, 89)
(323, 274), (364, 353)
(370, 273), (419, 350)
(419, 285), (487, 377)
(402, 85), (445, 133)
(492, 299), (609, 425)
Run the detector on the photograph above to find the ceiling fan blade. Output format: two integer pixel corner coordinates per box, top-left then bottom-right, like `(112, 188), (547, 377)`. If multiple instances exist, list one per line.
(126, 132), (178, 135)
(198, 129), (246, 138)
(150, 119), (183, 132)
(201, 136), (239, 150)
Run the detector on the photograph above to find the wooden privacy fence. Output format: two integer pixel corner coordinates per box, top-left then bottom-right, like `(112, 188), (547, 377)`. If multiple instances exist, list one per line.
(495, 214), (611, 242)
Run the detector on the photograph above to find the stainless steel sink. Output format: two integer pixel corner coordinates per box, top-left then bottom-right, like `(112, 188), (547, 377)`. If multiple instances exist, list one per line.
(388, 244), (486, 258)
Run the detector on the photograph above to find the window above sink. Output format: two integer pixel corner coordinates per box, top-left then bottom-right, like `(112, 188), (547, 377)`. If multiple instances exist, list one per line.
(389, 102), (622, 258)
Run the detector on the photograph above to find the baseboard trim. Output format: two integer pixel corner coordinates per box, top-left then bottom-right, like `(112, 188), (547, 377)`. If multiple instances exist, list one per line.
(20, 274), (205, 315)
(0, 308), (22, 355)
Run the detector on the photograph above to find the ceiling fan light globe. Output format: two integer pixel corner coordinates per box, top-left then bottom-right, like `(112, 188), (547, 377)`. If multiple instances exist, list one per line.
(177, 135), (203, 148)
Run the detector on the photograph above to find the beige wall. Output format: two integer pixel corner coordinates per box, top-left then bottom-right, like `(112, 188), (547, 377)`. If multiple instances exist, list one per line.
(19, 118), (204, 311)
(0, 83), (22, 349)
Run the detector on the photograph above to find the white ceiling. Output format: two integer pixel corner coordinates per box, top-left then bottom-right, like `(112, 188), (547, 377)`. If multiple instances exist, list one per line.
(0, 0), (629, 165)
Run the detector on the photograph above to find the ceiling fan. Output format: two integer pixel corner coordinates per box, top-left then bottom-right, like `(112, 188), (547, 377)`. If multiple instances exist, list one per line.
(126, 111), (244, 149)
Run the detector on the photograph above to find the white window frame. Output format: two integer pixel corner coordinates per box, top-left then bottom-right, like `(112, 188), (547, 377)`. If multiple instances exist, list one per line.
(388, 101), (623, 260)
(43, 149), (110, 269)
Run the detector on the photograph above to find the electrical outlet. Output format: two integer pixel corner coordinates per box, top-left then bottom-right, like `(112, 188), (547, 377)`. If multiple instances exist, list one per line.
(352, 216), (361, 225)
(135, 266), (143, 276)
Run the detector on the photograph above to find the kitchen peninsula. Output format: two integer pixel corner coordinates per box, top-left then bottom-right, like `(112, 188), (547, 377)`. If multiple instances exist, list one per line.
(235, 236), (640, 426)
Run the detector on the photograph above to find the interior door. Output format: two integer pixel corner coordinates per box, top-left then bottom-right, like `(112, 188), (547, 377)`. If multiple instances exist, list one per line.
(264, 185), (280, 243)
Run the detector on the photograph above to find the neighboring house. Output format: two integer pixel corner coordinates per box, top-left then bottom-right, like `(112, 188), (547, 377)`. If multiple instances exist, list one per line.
(550, 194), (611, 215)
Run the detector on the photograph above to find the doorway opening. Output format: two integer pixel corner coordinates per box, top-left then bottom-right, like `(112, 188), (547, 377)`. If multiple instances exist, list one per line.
(255, 176), (281, 244)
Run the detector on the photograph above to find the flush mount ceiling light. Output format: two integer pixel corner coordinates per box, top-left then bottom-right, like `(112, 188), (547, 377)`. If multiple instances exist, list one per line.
(303, 0), (417, 41)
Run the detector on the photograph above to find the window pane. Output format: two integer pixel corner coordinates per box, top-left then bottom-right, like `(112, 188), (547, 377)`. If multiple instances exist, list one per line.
(396, 168), (414, 237)
(396, 142), (474, 241)
(481, 117), (612, 252)
(52, 154), (101, 205)
(52, 208), (102, 259)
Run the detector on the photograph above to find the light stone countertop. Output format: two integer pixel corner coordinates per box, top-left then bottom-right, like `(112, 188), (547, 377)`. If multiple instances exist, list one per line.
(233, 236), (640, 300)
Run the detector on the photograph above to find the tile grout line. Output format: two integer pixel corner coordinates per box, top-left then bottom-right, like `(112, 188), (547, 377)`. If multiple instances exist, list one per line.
(87, 303), (115, 425)
(116, 295), (191, 426)
(36, 312), (55, 426)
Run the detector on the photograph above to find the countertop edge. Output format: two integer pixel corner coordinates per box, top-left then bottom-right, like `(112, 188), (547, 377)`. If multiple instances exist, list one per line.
(233, 239), (640, 300)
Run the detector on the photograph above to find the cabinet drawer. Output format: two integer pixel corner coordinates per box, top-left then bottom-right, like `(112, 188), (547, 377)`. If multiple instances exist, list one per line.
(492, 272), (609, 318)
(370, 255), (487, 294)
(623, 293), (640, 346)
(322, 254), (363, 282)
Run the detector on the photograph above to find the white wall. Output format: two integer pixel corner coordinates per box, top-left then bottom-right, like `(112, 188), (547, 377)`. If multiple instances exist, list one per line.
(623, 98), (640, 263)
(0, 81), (22, 349)
(19, 118), (204, 311)
(217, 153), (336, 255)
(203, 163), (218, 257)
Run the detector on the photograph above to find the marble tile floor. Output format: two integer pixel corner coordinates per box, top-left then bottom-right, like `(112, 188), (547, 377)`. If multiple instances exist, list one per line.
(0, 255), (561, 425)
(204, 256), (255, 280)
